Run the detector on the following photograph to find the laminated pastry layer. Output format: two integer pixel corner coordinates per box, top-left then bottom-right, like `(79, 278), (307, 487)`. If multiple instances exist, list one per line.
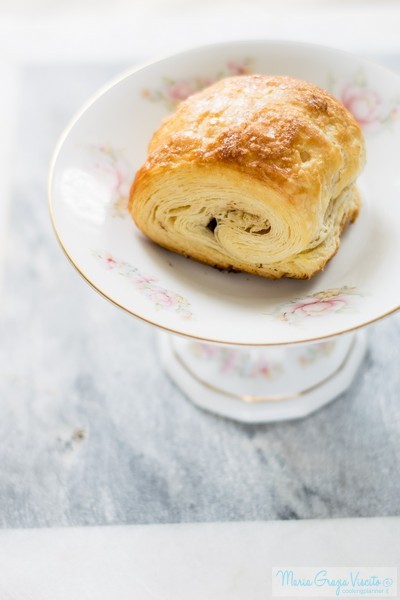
(130, 74), (366, 279)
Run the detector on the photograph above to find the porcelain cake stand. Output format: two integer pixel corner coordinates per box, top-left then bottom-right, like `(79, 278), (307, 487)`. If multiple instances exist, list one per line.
(49, 40), (400, 422)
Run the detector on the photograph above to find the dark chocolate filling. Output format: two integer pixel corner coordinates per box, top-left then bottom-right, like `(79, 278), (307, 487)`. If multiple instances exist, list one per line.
(207, 217), (218, 233)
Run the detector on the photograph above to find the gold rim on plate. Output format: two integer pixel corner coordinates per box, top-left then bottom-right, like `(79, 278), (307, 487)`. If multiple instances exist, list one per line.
(48, 40), (400, 347)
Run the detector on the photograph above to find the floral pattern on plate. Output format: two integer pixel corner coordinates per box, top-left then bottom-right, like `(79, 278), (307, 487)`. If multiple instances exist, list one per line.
(93, 251), (192, 319)
(87, 144), (132, 217)
(271, 286), (362, 324)
(329, 69), (400, 133)
(141, 58), (254, 110)
(189, 342), (283, 379)
(298, 341), (336, 365)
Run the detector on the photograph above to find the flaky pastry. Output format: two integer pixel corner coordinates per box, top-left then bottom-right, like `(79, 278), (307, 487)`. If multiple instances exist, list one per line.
(129, 74), (366, 279)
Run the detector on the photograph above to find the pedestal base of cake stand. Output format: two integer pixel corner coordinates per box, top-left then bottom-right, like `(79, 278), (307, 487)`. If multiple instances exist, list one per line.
(158, 331), (367, 423)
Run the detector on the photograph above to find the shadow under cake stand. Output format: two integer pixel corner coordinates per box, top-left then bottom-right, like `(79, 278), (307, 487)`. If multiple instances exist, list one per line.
(48, 39), (400, 423)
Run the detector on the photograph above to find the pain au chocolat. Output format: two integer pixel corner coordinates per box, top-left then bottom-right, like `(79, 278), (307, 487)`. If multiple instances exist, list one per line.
(129, 74), (366, 279)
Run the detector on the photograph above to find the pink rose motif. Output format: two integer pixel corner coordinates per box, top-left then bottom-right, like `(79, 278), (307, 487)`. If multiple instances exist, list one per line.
(341, 84), (381, 130)
(220, 350), (239, 374)
(113, 162), (130, 198)
(290, 296), (347, 319)
(227, 60), (248, 75)
(135, 275), (156, 284)
(257, 360), (271, 377)
(272, 286), (360, 323)
(167, 80), (197, 102)
(104, 255), (118, 270)
(148, 289), (177, 307)
(199, 344), (219, 358)
(141, 60), (254, 111)
(92, 148), (130, 200)
(95, 251), (193, 319)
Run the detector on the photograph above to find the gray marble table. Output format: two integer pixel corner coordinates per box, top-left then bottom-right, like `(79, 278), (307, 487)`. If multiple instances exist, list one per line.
(0, 61), (399, 529)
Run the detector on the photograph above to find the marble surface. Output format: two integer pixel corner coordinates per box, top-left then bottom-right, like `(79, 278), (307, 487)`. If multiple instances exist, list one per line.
(0, 63), (400, 529)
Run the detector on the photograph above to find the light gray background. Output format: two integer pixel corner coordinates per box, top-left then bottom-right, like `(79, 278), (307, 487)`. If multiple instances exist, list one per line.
(0, 63), (399, 528)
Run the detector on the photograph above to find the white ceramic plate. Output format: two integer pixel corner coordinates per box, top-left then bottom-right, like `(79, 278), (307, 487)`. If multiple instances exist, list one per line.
(49, 40), (400, 345)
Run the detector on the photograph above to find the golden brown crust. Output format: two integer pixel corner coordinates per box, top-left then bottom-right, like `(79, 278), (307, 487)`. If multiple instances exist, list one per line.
(129, 74), (366, 279)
